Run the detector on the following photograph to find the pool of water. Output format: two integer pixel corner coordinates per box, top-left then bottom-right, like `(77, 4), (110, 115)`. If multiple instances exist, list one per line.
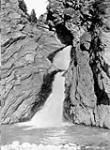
(1, 124), (110, 149)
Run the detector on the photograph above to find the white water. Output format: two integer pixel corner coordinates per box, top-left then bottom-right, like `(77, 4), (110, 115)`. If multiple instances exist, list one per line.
(17, 46), (71, 128)
(23, 72), (65, 128)
(53, 46), (72, 70)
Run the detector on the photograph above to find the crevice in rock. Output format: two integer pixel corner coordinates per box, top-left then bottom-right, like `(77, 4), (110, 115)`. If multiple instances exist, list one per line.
(56, 24), (73, 45)
(90, 61), (110, 105)
(90, 46), (110, 105)
(88, 0), (110, 106)
(70, 46), (78, 67)
(89, 35), (110, 105)
(1, 36), (26, 49)
(63, 84), (73, 121)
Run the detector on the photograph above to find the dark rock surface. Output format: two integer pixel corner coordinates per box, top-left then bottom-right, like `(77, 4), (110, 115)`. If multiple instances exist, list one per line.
(1, 0), (110, 129)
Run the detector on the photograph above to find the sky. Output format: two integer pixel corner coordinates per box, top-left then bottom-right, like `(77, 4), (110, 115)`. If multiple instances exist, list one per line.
(24, 0), (49, 18)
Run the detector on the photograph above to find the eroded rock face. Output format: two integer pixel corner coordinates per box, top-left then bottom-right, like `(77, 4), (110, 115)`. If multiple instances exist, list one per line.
(1, 0), (64, 124)
(47, 0), (110, 129)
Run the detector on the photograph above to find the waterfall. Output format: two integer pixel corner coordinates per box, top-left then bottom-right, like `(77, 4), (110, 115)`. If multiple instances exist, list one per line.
(25, 72), (65, 128)
(17, 46), (71, 128)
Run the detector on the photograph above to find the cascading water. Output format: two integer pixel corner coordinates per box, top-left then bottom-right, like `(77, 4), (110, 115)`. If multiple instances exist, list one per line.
(24, 72), (65, 128)
(17, 46), (72, 128)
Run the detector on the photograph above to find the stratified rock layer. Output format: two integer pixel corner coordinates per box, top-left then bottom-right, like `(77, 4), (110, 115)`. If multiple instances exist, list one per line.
(1, 0), (64, 124)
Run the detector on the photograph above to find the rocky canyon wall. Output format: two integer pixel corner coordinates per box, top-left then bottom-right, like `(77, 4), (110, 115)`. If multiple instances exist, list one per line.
(1, 0), (110, 129)
(1, 0), (65, 124)
(47, 0), (110, 129)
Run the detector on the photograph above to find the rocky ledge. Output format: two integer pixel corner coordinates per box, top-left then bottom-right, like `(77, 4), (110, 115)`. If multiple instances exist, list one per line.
(1, 0), (110, 129)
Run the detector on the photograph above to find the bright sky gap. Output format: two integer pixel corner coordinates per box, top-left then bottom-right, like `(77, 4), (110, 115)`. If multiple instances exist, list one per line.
(24, 0), (49, 18)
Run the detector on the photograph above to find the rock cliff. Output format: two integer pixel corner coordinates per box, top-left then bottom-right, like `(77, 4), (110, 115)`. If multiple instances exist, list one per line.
(1, 0), (110, 129)
(1, 0), (64, 124)
(47, 0), (110, 129)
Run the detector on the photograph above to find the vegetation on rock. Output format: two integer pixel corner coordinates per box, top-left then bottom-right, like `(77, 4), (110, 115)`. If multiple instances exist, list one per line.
(29, 9), (37, 23)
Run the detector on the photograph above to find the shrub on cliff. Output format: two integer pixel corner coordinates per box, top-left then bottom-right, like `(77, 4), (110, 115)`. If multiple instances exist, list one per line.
(18, 0), (27, 13)
(30, 9), (37, 23)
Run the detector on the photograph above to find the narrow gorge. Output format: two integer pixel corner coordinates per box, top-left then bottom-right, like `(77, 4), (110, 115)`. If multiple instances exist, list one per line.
(1, 0), (110, 130)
